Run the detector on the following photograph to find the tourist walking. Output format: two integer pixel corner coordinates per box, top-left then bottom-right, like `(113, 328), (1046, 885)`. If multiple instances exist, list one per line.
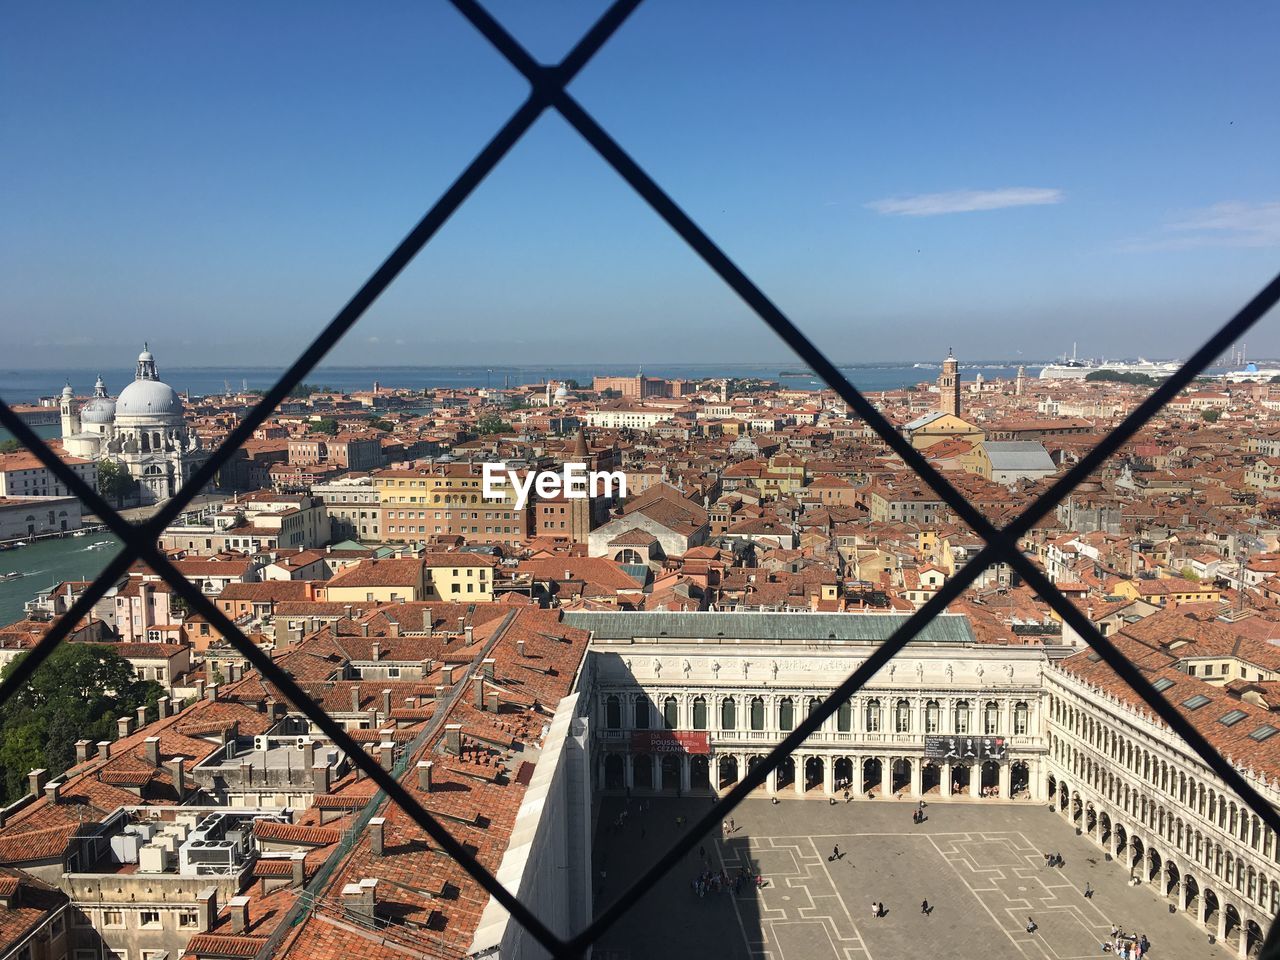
(1084, 881), (1093, 899)
(921, 899), (930, 915)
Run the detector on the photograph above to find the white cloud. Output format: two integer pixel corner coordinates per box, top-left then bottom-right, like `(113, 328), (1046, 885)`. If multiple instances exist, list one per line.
(1144, 201), (1280, 250)
(867, 187), (1064, 217)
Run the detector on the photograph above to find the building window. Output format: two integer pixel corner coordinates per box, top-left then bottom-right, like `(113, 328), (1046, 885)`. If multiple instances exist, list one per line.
(837, 700), (852, 732)
(605, 695), (620, 729)
(178, 909), (199, 929)
(954, 700), (971, 734)
(778, 697), (794, 731)
(633, 695), (650, 729)
(925, 699), (940, 733)
(1014, 701), (1029, 735)
(864, 699), (881, 733)
(984, 701), (1000, 735)
(692, 696), (707, 730)
(721, 697), (736, 730)
(750, 696), (765, 730)
(893, 698), (911, 733)
(663, 696), (679, 729)
(102, 910), (124, 928)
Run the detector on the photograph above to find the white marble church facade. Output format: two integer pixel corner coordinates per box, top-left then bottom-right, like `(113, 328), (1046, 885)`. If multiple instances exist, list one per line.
(61, 346), (209, 505)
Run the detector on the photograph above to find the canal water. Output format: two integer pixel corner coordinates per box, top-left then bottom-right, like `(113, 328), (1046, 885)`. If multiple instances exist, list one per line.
(0, 533), (123, 626)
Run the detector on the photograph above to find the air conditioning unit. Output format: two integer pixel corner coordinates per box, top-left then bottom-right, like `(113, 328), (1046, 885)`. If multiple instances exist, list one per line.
(254, 734), (271, 752)
(138, 843), (169, 873)
(296, 736), (312, 749)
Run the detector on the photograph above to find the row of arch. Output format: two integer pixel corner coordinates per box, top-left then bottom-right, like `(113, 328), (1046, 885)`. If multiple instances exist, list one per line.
(1050, 775), (1271, 957)
(1051, 693), (1279, 860)
(602, 752), (1031, 799)
(604, 692), (1029, 736)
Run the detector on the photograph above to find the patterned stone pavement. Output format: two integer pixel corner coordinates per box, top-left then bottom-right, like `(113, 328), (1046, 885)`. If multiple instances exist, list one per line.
(591, 796), (1237, 960)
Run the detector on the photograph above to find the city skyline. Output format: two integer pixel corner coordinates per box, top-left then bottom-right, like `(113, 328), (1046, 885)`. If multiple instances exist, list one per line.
(4, 1), (1280, 366)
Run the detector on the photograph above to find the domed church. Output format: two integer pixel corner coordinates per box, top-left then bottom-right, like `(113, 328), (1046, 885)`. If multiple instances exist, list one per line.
(61, 345), (210, 504)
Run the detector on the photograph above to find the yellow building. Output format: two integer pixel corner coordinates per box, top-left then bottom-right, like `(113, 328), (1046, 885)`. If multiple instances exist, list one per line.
(324, 557), (426, 603)
(1112, 577), (1222, 609)
(901, 411), (985, 451)
(423, 553), (498, 601)
(374, 464), (528, 544)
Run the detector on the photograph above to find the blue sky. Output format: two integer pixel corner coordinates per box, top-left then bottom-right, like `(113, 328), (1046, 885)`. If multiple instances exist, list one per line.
(3, 1), (1279, 369)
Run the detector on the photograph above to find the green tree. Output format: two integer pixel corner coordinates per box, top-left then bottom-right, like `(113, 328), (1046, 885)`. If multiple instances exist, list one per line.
(0, 439), (21, 454)
(0, 645), (164, 803)
(366, 417), (394, 432)
(97, 458), (136, 506)
(476, 413), (512, 435)
(311, 417), (340, 436)
(1084, 370), (1160, 386)
(1180, 567), (1201, 582)
(1201, 408), (1222, 423)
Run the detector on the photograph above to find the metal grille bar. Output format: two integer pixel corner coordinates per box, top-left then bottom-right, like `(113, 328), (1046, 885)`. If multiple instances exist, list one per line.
(1, 2), (1278, 956)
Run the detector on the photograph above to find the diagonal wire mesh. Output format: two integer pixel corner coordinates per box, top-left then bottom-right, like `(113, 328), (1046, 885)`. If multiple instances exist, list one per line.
(1, 1), (1279, 956)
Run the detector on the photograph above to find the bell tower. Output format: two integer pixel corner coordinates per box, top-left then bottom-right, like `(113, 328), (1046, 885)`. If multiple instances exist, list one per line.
(938, 349), (960, 417)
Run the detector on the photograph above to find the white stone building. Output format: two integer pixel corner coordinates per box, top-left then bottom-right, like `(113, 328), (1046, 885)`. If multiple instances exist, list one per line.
(60, 345), (209, 505)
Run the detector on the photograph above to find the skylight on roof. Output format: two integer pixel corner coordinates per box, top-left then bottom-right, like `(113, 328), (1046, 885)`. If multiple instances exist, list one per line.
(1249, 725), (1279, 742)
(1219, 709), (1247, 727)
(1182, 694), (1211, 710)
(1152, 677), (1175, 692)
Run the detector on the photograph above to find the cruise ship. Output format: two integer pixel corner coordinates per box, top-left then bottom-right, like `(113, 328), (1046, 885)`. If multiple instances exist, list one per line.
(1038, 347), (1180, 380)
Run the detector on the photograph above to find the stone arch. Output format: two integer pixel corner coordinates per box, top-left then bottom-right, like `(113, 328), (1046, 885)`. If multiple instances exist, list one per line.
(690, 755), (710, 790)
(804, 755), (825, 792)
(776, 755), (795, 791)
(834, 757), (853, 792)
(891, 757), (911, 794)
(1247, 918), (1265, 958)
(1100, 811), (1112, 846)
(863, 757), (882, 795)
(1165, 858), (1180, 898)
(604, 753), (624, 789)
(634, 753), (653, 790)
(1147, 846), (1161, 883)
(921, 760), (941, 795)
(718, 755), (738, 790)
(1203, 886), (1221, 931)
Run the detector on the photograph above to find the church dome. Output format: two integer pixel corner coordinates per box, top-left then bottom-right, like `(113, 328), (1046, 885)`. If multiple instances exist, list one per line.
(116, 378), (181, 418)
(116, 345), (182, 419)
(80, 376), (116, 424)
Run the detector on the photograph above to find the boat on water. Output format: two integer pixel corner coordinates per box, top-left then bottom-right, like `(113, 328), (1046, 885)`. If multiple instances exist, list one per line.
(72, 530), (87, 537)
(1222, 362), (1280, 383)
(0, 572), (22, 582)
(1039, 346), (1180, 380)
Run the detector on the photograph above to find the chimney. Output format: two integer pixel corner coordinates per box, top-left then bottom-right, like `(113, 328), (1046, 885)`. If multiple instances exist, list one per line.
(291, 851), (306, 887)
(434, 684), (447, 699)
(443, 666), (456, 685)
(371, 641), (381, 661)
(345, 604), (353, 620)
(341, 879), (378, 920)
(97, 740), (112, 760)
(197, 887), (218, 933)
(464, 625), (474, 645)
(312, 763), (331, 794)
(445, 724), (462, 755)
(75, 740), (94, 764)
(516, 639), (525, 658)
(228, 895), (250, 934)
(157, 697), (170, 719)
(227, 662), (242, 683)
(194, 679), (206, 701)
(136, 705), (149, 728)
(382, 689), (392, 717)
(45, 781), (62, 804)
(301, 740), (315, 771)
(117, 716), (133, 739)
(417, 760), (433, 792)
(378, 742), (394, 770)
(473, 674), (485, 709)
(421, 657), (434, 678)
(240, 760), (253, 785)
(350, 684), (361, 713)
(144, 736), (161, 766)
(166, 758), (186, 799)
(481, 657), (495, 679)
(486, 691), (500, 713)
(369, 816), (386, 856)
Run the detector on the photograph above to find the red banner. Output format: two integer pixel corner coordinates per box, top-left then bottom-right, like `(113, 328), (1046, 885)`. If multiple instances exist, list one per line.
(630, 731), (710, 755)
